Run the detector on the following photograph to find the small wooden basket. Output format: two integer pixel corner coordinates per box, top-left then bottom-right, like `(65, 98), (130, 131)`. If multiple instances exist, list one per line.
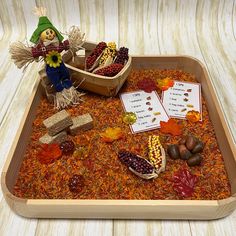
(39, 41), (132, 101)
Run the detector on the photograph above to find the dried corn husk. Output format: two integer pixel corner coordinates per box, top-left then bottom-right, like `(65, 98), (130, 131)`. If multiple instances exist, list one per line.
(129, 155), (158, 179)
(154, 147), (166, 175)
(129, 149), (166, 180)
(129, 155), (158, 180)
(68, 26), (85, 53)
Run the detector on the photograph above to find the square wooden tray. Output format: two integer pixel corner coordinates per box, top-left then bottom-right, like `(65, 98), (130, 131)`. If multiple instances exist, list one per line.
(1, 56), (236, 219)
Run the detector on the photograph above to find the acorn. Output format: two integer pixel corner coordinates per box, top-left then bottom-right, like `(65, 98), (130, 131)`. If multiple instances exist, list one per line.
(179, 144), (192, 160)
(187, 153), (203, 166)
(179, 136), (187, 145)
(192, 141), (204, 153)
(167, 144), (180, 159)
(186, 135), (198, 151)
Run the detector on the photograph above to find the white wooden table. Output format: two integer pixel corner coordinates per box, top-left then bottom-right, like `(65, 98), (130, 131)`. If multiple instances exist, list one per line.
(0, 0), (236, 235)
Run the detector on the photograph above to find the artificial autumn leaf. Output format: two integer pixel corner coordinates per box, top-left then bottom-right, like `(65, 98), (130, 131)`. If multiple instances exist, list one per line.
(122, 112), (137, 125)
(157, 77), (174, 91)
(172, 169), (198, 198)
(37, 143), (62, 164)
(137, 78), (157, 93)
(160, 119), (182, 136)
(186, 110), (201, 123)
(100, 127), (124, 143)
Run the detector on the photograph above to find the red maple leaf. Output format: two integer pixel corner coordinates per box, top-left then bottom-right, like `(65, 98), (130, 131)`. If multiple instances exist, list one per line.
(137, 78), (157, 93)
(172, 169), (198, 198)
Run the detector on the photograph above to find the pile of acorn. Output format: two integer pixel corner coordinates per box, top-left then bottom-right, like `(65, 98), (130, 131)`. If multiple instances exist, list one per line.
(167, 135), (204, 166)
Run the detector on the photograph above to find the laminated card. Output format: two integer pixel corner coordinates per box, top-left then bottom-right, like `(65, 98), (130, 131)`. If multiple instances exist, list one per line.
(162, 81), (202, 120)
(120, 91), (169, 133)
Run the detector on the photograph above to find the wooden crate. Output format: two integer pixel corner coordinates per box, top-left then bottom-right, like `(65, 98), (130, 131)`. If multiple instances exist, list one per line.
(39, 41), (132, 101)
(1, 56), (236, 219)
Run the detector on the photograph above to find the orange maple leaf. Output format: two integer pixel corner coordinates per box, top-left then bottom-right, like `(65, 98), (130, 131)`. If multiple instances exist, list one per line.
(186, 110), (201, 123)
(100, 127), (124, 143)
(157, 77), (174, 91)
(160, 119), (182, 136)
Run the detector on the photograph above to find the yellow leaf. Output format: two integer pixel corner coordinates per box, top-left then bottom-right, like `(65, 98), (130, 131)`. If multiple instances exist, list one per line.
(157, 77), (174, 91)
(100, 127), (124, 143)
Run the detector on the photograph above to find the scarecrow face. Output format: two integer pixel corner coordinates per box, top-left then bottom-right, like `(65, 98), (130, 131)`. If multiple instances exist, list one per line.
(40, 28), (56, 42)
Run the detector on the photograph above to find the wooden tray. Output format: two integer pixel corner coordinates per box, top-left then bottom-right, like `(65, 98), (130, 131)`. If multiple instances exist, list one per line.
(1, 56), (236, 219)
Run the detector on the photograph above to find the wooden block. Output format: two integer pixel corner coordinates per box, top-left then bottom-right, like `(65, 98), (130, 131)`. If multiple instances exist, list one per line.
(43, 110), (73, 136)
(69, 113), (93, 135)
(39, 131), (67, 144)
(40, 71), (51, 86)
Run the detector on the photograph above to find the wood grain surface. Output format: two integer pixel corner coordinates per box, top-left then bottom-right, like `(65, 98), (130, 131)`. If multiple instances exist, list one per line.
(0, 0), (236, 235)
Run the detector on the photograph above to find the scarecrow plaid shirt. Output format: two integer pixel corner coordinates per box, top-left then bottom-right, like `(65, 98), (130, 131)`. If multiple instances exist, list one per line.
(31, 40), (69, 58)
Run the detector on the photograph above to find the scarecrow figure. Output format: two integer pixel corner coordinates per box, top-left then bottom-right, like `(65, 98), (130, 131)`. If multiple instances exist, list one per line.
(9, 7), (85, 109)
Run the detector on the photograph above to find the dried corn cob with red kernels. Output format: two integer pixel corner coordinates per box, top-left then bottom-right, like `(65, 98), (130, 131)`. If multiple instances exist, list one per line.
(85, 42), (107, 70)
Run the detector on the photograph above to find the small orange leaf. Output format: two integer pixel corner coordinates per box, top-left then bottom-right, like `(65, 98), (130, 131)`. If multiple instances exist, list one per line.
(100, 127), (124, 143)
(186, 110), (201, 123)
(160, 119), (182, 136)
(38, 143), (62, 164)
(157, 77), (174, 91)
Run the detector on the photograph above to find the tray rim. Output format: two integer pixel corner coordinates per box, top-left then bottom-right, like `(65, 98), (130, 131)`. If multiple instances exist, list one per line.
(1, 55), (236, 219)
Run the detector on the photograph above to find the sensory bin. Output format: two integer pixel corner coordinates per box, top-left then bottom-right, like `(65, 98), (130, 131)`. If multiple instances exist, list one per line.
(13, 68), (231, 200)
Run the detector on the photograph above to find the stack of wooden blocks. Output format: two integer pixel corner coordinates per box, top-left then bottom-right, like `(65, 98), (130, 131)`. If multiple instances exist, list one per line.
(39, 110), (93, 144)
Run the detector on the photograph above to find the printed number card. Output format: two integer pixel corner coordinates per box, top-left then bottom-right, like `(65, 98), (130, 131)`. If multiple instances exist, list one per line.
(162, 81), (202, 119)
(120, 91), (169, 133)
